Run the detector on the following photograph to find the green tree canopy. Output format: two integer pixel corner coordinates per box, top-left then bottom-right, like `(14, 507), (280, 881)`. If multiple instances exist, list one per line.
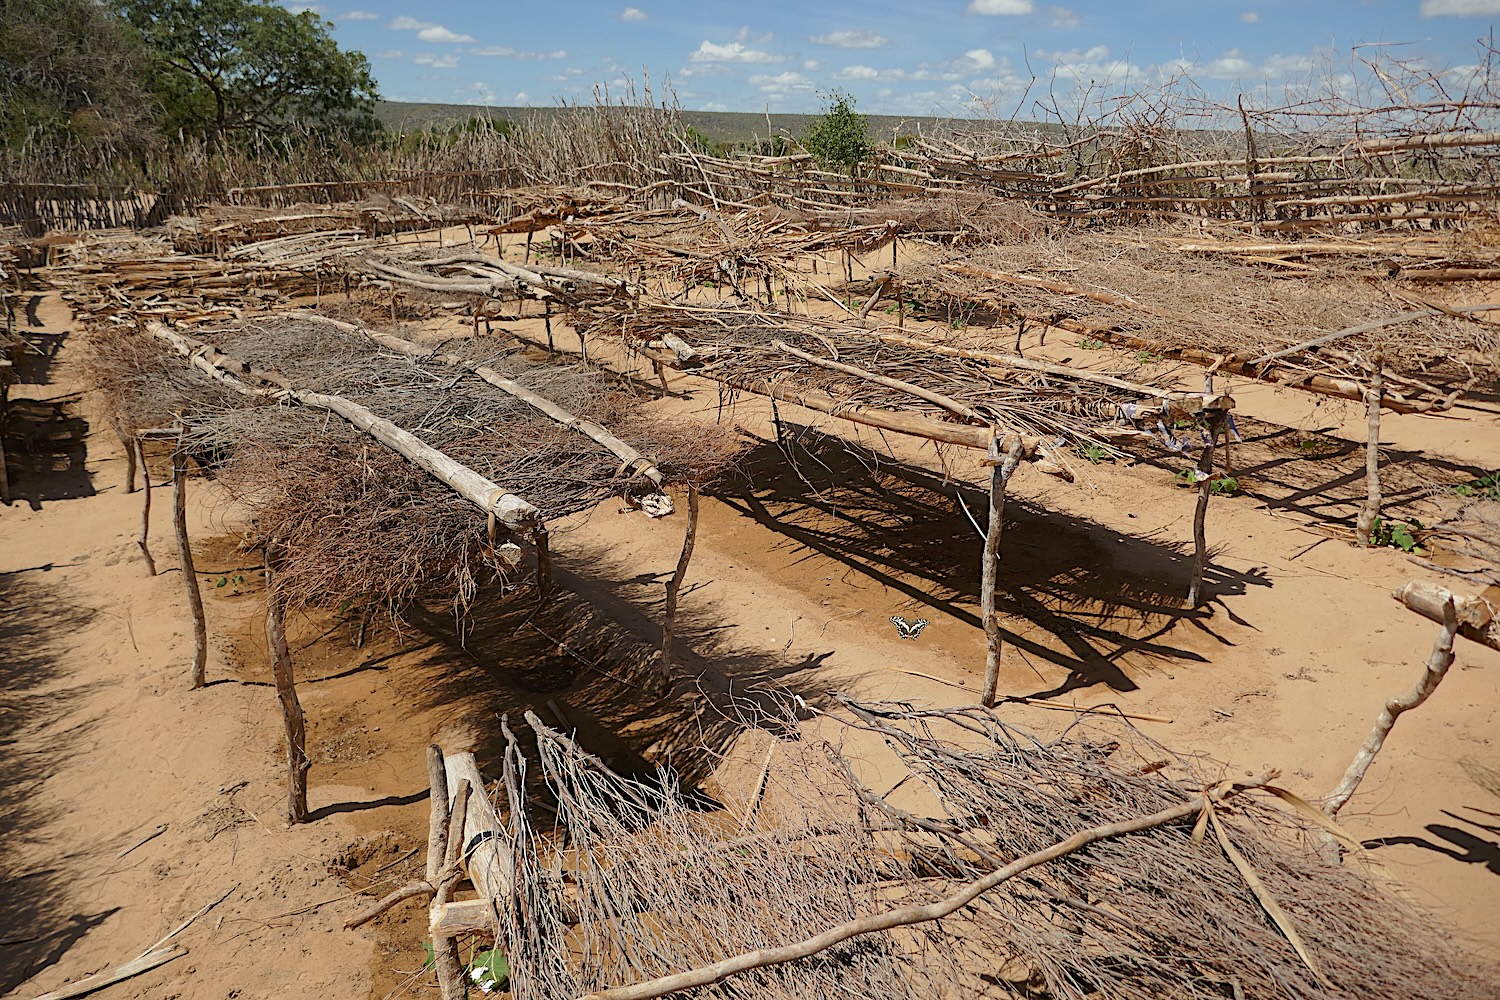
(0, 0), (156, 151)
(800, 90), (873, 173)
(120, 0), (378, 142)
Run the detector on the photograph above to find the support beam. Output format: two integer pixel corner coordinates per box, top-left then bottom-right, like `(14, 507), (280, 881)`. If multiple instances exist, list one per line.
(662, 483), (700, 682)
(440, 752), (511, 919)
(144, 321), (539, 529)
(1392, 580), (1500, 651)
(1355, 356), (1384, 547)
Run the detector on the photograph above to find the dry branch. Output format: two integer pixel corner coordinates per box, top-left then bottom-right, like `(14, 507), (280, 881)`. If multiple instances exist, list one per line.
(577, 773), (1277, 1000)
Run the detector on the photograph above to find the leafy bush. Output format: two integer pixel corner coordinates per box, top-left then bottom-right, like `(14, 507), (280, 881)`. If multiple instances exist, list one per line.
(800, 89), (872, 172)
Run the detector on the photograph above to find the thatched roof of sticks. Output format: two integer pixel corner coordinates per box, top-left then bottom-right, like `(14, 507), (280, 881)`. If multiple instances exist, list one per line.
(600, 302), (1230, 468)
(455, 698), (1498, 1000)
(896, 231), (1500, 411)
(83, 315), (741, 614)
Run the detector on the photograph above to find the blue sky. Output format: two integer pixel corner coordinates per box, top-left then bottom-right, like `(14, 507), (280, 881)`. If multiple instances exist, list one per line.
(288, 1), (1499, 115)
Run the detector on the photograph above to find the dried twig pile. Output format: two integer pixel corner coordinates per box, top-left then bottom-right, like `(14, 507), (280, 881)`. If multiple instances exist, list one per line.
(455, 698), (1498, 1000)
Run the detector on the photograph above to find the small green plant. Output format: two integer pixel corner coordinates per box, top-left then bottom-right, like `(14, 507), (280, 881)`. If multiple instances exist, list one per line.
(949, 316), (967, 331)
(1452, 471), (1500, 499)
(213, 573), (247, 595)
(421, 942), (510, 995)
(1078, 337), (1104, 349)
(1369, 516), (1425, 553)
(1077, 442), (1115, 464)
(1209, 475), (1240, 495)
(1135, 350), (1160, 364)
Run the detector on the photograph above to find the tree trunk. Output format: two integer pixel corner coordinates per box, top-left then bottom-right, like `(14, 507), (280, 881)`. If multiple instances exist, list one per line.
(662, 483), (701, 675)
(173, 445), (207, 687)
(981, 440), (1024, 707)
(1355, 354), (1385, 547)
(265, 548), (310, 824)
(136, 437), (156, 576)
(115, 416), (137, 493)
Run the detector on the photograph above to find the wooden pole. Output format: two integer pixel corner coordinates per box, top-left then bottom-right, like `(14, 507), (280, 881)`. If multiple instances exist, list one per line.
(116, 416), (138, 493)
(265, 546), (310, 824)
(1324, 597), (1459, 818)
(1355, 353), (1385, 547)
(1187, 413), (1227, 608)
(424, 745), (465, 1000)
(534, 524), (552, 602)
(661, 483), (701, 678)
(0, 375), (10, 504)
(441, 752), (511, 908)
(981, 439), (1024, 707)
(172, 441), (207, 687)
(135, 437), (157, 576)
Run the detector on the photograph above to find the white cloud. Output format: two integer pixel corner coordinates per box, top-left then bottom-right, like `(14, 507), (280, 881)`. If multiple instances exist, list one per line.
(1240, 10), (1260, 22)
(749, 71), (816, 98)
(803, 59), (822, 71)
(1203, 50), (1255, 78)
(964, 48), (997, 70)
(1049, 5), (1080, 28)
(809, 30), (889, 49)
(968, 0), (1034, 13)
(689, 40), (787, 64)
(1421, 0), (1500, 14)
(836, 65), (880, 80)
(340, 9), (377, 19)
(1037, 45), (1140, 83)
(419, 26), (473, 42)
(470, 46), (566, 59)
(462, 81), (497, 104)
(734, 26), (775, 44)
(701, 101), (729, 112)
(390, 17), (474, 43)
(414, 53), (459, 69)
(621, 6), (646, 20)
(376, 49), (403, 58)
(515, 91), (530, 104)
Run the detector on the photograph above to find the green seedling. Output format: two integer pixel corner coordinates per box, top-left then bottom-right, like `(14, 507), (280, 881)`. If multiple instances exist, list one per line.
(1077, 337), (1105, 349)
(1452, 472), (1500, 500)
(1209, 475), (1240, 495)
(1369, 516), (1425, 553)
(1135, 350), (1161, 364)
(1077, 442), (1115, 465)
(214, 573), (247, 595)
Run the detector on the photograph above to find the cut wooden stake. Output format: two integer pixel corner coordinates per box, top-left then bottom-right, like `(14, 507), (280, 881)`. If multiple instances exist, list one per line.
(114, 416), (137, 494)
(135, 438), (156, 577)
(1324, 596), (1460, 818)
(265, 547), (310, 824)
(172, 442), (207, 688)
(576, 773), (1277, 1000)
(981, 438), (1024, 707)
(422, 745), (465, 1000)
(1355, 355), (1384, 547)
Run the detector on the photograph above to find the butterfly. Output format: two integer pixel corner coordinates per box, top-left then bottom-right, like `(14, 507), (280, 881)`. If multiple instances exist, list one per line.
(890, 616), (930, 640)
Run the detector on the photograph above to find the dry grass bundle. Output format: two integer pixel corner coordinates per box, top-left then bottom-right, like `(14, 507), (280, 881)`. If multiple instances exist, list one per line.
(211, 410), (505, 617)
(77, 323), (259, 432)
(907, 228), (1500, 385)
(478, 698), (1498, 1000)
(605, 302), (1188, 449)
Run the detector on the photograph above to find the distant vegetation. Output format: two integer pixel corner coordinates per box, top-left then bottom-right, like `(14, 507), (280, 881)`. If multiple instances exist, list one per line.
(1, 0), (378, 158)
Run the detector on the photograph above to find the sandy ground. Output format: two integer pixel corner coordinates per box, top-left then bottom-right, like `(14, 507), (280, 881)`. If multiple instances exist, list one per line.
(3, 238), (1499, 1000)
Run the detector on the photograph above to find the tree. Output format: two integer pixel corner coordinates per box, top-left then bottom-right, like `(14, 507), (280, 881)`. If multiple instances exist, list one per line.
(800, 89), (872, 173)
(0, 0), (156, 151)
(120, 0), (378, 142)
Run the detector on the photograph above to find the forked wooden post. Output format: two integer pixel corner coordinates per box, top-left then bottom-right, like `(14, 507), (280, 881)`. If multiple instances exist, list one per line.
(172, 437), (207, 686)
(1355, 352), (1385, 547)
(661, 483), (701, 678)
(981, 438), (1024, 708)
(265, 545), (310, 824)
(115, 416), (138, 493)
(424, 744), (465, 1000)
(135, 437), (157, 576)
(1324, 595), (1459, 819)
(534, 524), (553, 602)
(1187, 412), (1228, 608)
